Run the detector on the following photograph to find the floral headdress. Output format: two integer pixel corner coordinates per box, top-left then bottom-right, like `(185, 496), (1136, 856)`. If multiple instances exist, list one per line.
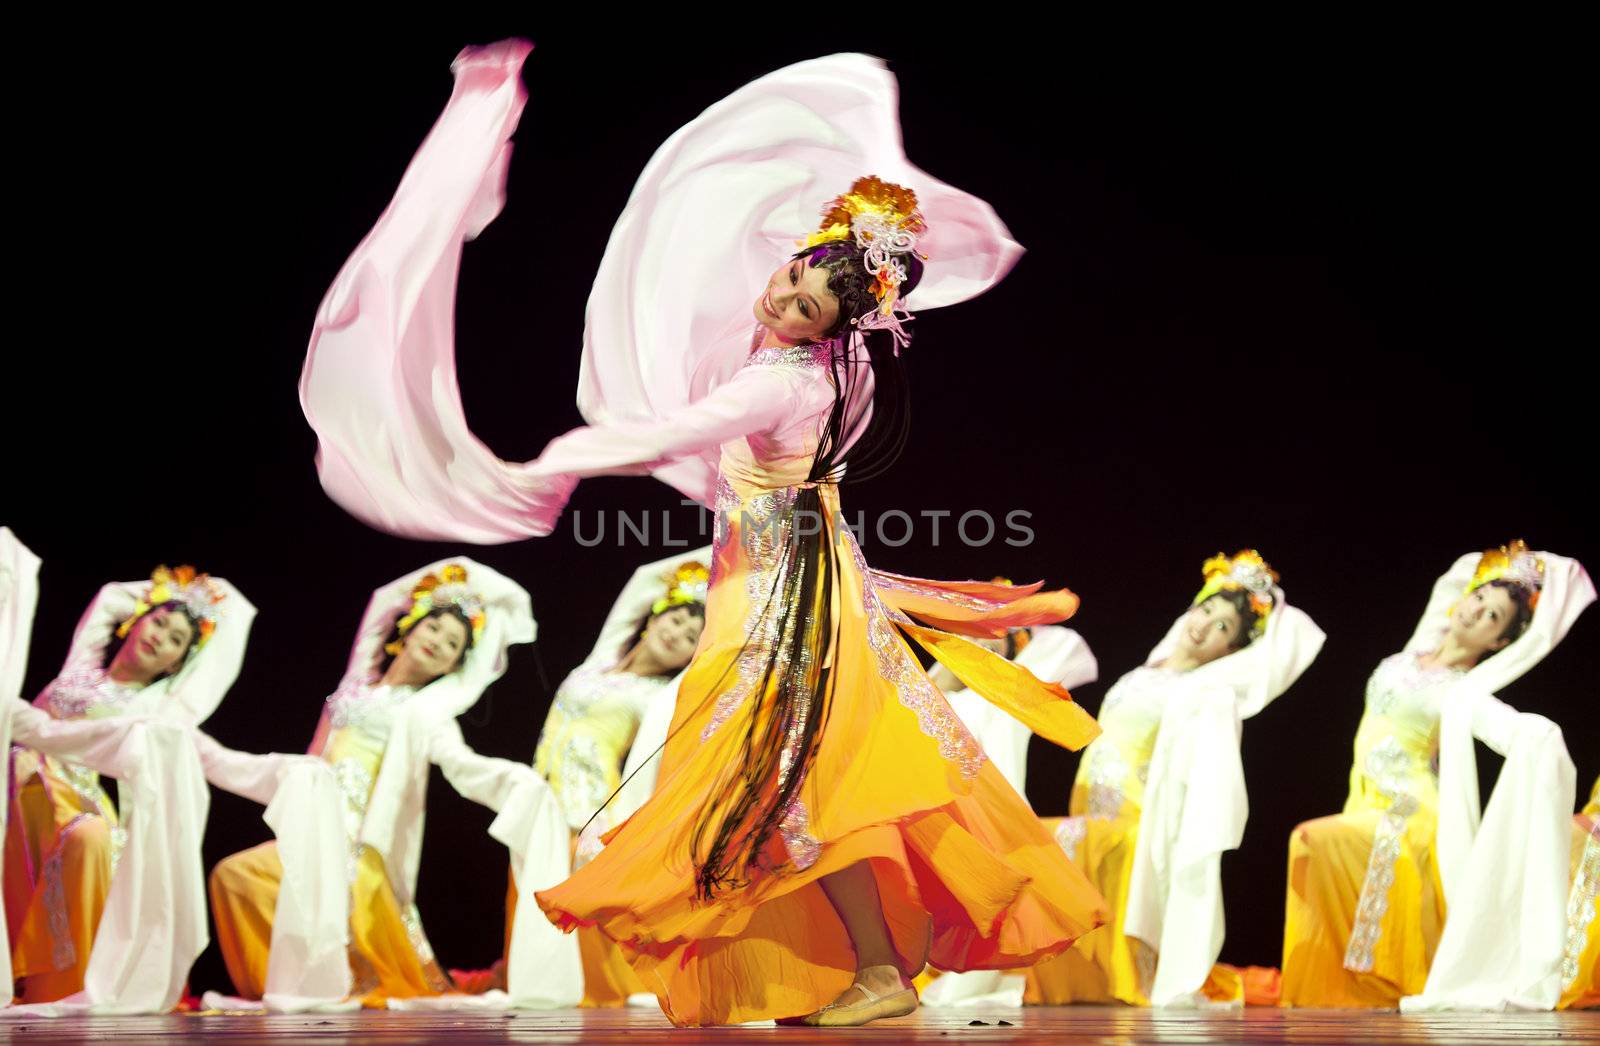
(1463, 539), (1544, 612)
(651, 561), (710, 616)
(115, 565), (226, 650)
(386, 564), (487, 656)
(799, 175), (926, 352)
(1194, 550), (1279, 638)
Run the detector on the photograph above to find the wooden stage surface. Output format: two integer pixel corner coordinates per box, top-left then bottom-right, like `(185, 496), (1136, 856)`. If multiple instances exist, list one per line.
(1, 1005), (1596, 1044)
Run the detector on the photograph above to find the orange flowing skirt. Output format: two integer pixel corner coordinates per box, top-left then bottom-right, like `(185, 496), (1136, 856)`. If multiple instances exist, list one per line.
(536, 479), (1107, 1026)
(4, 750), (118, 1003)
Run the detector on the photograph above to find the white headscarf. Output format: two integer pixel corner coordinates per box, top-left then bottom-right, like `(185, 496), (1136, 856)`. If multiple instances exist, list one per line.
(1126, 583), (1326, 1005)
(1404, 548), (1593, 1012)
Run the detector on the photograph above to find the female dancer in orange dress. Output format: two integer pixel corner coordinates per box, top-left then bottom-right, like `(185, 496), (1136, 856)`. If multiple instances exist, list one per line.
(300, 42), (1108, 1027)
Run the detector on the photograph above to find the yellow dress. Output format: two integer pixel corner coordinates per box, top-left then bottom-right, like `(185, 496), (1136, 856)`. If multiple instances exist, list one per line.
(3, 667), (136, 1003)
(1280, 652), (1459, 1007)
(1025, 666), (1168, 1005)
(1560, 776), (1599, 1010)
(208, 680), (450, 1007)
(527, 660), (667, 1006)
(535, 343), (1108, 1027)
(534, 659), (666, 836)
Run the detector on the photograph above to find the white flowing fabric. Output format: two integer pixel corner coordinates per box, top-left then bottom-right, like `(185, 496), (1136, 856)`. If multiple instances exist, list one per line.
(200, 557), (575, 1011)
(387, 719), (583, 1011)
(920, 625), (1099, 1009)
(0, 526), (43, 991)
(193, 737), (354, 1012)
(489, 769), (585, 1010)
(301, 41), (1022, 543)
(2, 568), (254, 1016)
(5, 707), (211, 1016)
(1122, 591), (1326, 1006)
(412, 546), (712, 1009)
(1400, 551), (1594, 1013)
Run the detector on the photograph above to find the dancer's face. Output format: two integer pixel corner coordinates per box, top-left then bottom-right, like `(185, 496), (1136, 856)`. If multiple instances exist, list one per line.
(1447, 584), (1518, 661)
(1173, 595), (1244, 667)
(399, 612), (470, 681)
(753, 255), (839, 343)
(639, 605), (704, 672)
(111, 605), (195, 682)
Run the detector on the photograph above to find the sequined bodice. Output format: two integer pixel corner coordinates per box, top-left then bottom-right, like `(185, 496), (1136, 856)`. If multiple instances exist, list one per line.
(324, 679), (416, 744)
(543, 660), (662, 728)
(534, 660), (671, 830)
(42, 665), (144, 721)
(1071, 666), (1175, 820)
(743, 342), (836, 369)
(320, 679), (417, 849)
(719, 340), (846, 493)
(1345, 652), (1463, 817)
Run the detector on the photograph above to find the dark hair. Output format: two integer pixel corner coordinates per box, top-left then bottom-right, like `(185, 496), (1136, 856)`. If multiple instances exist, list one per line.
(102, 599), (202, 678)
(377, 605), (476, 677)
(1200, 590), (1262, 651)
(795, 243), (926, 486)
(1482, 578), (1536, 653)
(619, 601), (707, 677)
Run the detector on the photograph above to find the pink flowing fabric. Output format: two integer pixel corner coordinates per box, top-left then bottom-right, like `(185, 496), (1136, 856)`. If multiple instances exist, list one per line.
(301, 41), (1021, 543)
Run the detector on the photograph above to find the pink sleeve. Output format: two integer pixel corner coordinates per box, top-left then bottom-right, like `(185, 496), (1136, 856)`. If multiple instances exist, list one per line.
(302, 42), (1018, 546)
(523, 364), (798, 482)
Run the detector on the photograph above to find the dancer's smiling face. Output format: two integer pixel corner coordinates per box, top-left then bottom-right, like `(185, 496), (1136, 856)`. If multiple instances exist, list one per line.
(638, 604), (705, 673)
(753, 254), (840, 344)
(398, 610), (471, 681)
(1172, 594), (1247, 667)
(109, 603), (197, 683)
(1447, 583), (1522, 662)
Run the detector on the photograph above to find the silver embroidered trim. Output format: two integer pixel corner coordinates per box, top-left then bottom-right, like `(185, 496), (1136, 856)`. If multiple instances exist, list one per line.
(41, 814), (104, 972)
(1083, 742), (1132, 819)
(779, 798), (821, 871)
(44, 666), (140, 720)
(867, 570), (1007, 612)
(400, 902), (437, 963)
(61, 761), (107, 812)
(849, 536), (985, 779)
(701, 484), (799, 742)
(1133, 936), (1158, 1000)
(1344, 736), (1421, 973)
(332, 756), (374, 883)
(1562, 821), (1600, 987)
(1367, 652), (1462, 717)
(326, 679), (415, 731)
(708, 474), (740, 588)
(1055, 816), (1088, 862)
(556, 733), (612, 832)
(744, 343), (834, 370)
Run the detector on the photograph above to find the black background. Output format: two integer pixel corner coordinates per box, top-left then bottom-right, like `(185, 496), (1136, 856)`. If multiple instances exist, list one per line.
(8, 22), (1593, 995)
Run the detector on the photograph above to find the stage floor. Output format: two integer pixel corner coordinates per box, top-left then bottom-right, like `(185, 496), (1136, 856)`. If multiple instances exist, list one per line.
(1, 1006), (1596, 1044)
